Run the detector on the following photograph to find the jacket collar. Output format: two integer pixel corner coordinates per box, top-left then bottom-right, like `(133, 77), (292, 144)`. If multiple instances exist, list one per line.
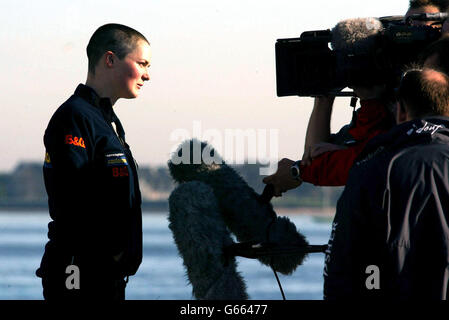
(356, 116), (449, 164)
(74, 84), (114, 123)
(348, 99), (395, 140)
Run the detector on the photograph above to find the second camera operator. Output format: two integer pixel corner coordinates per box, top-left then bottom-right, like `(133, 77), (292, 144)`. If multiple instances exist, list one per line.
(264, 0), (449, 197)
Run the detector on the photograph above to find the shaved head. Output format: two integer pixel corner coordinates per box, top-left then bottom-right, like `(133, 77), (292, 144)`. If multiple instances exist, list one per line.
(87, 23), (149, 75)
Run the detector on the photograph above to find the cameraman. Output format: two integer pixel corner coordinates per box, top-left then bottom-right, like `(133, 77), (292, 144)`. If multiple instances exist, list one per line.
(263, 1), (447, 196)
(264, 18), (396, 194)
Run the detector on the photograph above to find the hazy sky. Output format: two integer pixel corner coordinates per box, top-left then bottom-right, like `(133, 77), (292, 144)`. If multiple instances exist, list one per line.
(0, 0), (408, 172)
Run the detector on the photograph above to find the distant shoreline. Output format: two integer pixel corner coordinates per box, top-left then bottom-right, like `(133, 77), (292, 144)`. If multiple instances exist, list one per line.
(275, 207), (335, 217)
(0, 201), (169, 212)
(0, 203), (336, 216)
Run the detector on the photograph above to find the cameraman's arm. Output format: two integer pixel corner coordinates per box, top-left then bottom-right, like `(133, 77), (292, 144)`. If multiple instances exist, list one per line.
(302, 96), (335, 165)
(304, 84), (386, 161)
(300, 142), (368, 186)
(302, 87), (390, 186)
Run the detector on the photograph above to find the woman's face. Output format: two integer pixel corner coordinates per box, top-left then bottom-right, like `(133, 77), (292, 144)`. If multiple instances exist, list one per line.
(113, 40), (151, 100)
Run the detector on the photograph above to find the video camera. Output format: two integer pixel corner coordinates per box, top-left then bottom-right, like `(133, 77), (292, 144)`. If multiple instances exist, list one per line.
(275, 13), (447, 97)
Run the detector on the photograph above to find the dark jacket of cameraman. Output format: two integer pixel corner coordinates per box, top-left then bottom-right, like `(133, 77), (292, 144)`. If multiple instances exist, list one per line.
(323, 117), (449, 300)
(301, 99), (395, 186)
(36, 84), (143, 293)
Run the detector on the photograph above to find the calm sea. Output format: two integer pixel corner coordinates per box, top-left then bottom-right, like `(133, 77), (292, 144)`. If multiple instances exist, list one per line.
(0, 211), (332, 300)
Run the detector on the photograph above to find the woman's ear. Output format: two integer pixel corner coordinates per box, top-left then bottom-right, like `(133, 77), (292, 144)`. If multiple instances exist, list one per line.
(105, 51), (114, 68)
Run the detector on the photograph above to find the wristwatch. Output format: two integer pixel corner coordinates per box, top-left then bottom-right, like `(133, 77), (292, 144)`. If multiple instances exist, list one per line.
(290, 160), (302, 181)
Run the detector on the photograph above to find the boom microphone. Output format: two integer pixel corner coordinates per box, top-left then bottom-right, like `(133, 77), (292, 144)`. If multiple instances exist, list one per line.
(168, 181), (248, 299)
(168, 139), (309, 275)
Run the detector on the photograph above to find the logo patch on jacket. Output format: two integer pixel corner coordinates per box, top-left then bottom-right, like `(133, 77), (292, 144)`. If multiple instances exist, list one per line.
(106, 153), (128, 166)
(112, 166), (129, 177)
(106, 153), (129, 177)
(44, 152), (52, 168)
(65, 135), (86, 148)
(415, 122), (445, 135)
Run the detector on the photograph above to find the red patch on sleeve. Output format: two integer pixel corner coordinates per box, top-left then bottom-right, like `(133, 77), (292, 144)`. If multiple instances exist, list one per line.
(65, 135), (86, 148)
(112, 166), (129, 178)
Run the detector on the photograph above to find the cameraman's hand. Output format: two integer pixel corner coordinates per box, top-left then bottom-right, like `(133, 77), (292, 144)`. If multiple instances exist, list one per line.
(262, 158), (302, 197)
(351, 84), (386, 100)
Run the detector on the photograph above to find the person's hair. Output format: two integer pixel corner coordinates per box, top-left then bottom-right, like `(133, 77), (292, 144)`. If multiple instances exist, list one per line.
(86, 23), (149, 75)
(409, 0), (449, 11)
(419, 36), (449, 75)
(397, 68), (449, 118)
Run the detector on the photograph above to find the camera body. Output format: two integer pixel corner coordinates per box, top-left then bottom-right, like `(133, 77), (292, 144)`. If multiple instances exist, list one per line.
(275, 15), (443, 97)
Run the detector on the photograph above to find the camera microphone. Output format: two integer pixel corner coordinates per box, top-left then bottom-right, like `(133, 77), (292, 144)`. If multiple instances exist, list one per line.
(331, 17), (384, 54)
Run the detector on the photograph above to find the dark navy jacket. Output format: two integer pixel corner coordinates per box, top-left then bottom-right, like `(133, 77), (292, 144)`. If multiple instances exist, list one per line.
(37, 84), (142, 279)
(324, 117), (449, 300)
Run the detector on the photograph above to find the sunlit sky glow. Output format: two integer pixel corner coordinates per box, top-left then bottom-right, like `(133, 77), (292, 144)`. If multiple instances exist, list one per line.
(0, 0), (409, 172)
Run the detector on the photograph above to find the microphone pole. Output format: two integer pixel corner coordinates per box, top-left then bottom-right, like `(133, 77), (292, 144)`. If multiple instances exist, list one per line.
(259, 183), (275, 204)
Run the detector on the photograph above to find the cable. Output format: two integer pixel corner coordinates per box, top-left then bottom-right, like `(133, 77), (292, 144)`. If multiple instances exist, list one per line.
(266, 216), (287, 300)
(271, 267), (286, 300)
